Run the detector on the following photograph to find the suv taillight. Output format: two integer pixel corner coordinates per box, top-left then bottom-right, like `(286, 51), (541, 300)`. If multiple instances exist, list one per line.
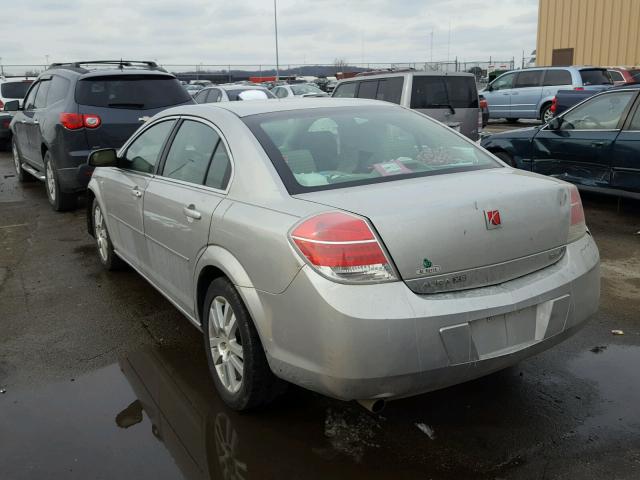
(290, 212), (397, 283)
(550, 96), (557, 113)
(60, 113), (102, 130)
(568, 186), (586, 243)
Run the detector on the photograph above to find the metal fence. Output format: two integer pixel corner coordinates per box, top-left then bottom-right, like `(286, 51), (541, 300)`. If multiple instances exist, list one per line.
(0, 59), (516, 83)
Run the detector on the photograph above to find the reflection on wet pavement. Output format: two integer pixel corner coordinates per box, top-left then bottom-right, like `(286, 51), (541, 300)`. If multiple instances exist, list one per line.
(1, 340), (639, 480)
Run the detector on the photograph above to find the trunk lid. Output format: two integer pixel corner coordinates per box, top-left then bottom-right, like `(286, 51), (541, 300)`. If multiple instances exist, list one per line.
(294, 168), (571, 293)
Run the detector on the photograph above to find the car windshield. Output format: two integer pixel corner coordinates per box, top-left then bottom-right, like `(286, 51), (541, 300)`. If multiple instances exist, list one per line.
(244, 106), (499, 193)
(76, 75), (192, 109)
(226, 88), (276, 101)
(1, 81), (33, 99)
(580, 69), (613, 85)
(290, 84), (324, 95)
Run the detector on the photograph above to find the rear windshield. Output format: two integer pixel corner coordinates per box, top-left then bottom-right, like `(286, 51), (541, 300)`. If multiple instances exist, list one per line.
(580, 69), (613, 86)
(226, 88), (276, 101)
(243, 106), (498, 194)
(410, 76), (478, 109)
(629, 70), (640, 81)
(290, 84), (324, 95)
(75, 75), (191, 109)
(1, 81), (33, 99)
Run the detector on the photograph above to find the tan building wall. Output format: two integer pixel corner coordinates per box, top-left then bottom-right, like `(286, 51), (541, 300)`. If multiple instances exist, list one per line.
(537, 0), (640, 67)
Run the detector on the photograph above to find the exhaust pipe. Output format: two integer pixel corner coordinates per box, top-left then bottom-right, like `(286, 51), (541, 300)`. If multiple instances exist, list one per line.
(357, 398), (386, 414)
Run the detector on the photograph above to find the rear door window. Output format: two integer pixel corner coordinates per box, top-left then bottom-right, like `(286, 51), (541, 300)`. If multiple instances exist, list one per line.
(608, 70), (625, 82)
(205, 142), (232, 190)
(162, 120), (219, 184)
(410, 76), (478, 109)
(376, 77), (403, 104)
(357, 81), (378, 99)
(514, 70), (543, 88)
(543, 69), (572, 86)
(23, 84), (39, 110)
(580, 69), (613, 86)
(1, 81), (33, 99)
(333, 82), (357, 98)
(47, 76), (70, 105)
(207, 89), (222, 102)
(76, 75), (191, 109)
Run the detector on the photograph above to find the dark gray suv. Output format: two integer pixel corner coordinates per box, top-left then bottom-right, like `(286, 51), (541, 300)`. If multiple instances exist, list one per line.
(7, 61), (194, 211)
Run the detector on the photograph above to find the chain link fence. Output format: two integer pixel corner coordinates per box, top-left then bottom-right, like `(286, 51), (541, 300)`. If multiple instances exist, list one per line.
(1, 59), (515, 85)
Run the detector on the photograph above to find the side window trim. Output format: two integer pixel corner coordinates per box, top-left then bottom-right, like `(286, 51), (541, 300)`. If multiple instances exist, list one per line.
(117, 116), (180, 176)
(154, 115), (235, 193)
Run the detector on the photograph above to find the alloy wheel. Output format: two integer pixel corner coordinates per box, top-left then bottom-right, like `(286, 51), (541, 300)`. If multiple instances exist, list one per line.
(93, 205), (109, 262)
(45, 160), (56, 202)
(209, 296), (244, 394)
(543, 107), (554, 123)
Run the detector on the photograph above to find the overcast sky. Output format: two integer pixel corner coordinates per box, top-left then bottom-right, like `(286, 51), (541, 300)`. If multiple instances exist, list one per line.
(2, 0), (538, 68)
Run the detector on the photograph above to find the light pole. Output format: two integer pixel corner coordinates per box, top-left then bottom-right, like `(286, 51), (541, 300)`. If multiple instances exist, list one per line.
(274, 0), (280, 80)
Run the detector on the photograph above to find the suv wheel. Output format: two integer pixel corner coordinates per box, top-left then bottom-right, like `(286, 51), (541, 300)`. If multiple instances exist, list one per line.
(12, 138), (34, 182)
(203, 277), (285, 410)
(44, 151), (77, 211)
(92, 198), (124, 270)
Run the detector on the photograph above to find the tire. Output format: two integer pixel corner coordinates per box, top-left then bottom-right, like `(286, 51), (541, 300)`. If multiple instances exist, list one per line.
(541, 104), (554, 123)
(494, 151), (515, 167)
(44, 151), (77, 211)
(12, 138), (35, 182)
(203, 277), (285, 410)
(505, 118), (519, 123)
(92, 198), (125, 271)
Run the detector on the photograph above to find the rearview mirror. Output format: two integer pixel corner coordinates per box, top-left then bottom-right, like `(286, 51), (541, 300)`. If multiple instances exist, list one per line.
(547, 117), (563, 130)
(88, 148), (118, 167)
(4, 100), (20, 112)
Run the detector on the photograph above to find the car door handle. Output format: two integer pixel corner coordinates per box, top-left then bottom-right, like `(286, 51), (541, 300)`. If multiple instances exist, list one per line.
(20, 120), (27, 124)
(131, 188), (142, 198)
(591, 141), (605, 147)
(183, 204), (202, 220)
(33, 120), (39, 125)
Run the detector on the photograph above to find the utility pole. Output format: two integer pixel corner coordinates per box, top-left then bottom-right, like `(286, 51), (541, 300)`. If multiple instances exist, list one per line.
(274, 0), (280, 80)
(430, 29), (433, 64)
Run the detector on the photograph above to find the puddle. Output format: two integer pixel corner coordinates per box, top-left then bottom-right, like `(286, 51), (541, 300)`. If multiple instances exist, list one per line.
(567, 344), (640, 435)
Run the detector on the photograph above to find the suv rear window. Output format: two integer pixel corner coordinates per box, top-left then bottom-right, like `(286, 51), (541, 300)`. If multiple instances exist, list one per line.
(1, 81), (33, 99)
(410, 76), (478, 109)
(580, 69), (613, 86)
(75, 75), (191, 109)
(244, 106), (498, 194)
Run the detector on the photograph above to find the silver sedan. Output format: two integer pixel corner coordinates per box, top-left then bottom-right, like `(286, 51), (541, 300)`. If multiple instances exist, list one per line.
(86, 99), (600, 411)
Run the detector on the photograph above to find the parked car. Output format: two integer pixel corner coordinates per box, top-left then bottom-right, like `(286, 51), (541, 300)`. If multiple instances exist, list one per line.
(551, 86), (611, 116)
(479, 94), (489, 127)
(0, 77), (34, 109)
(481, 66), (613, 123)
(325, 79), (338, 93)
(194, 84), (275, 103)
(606, 67), (640, 85)
(332, 71), (482, 140)
(271, 83), (328, 98)
(185, 84), (204, 96)
(6, 60), (194, 211)
(481, 86), (640, 199)
(86, 98), (599, 411)
(0, 112), (13, 149)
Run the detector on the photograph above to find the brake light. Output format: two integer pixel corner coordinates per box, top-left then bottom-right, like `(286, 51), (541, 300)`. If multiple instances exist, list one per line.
(574, 87), (585, 91)
(479, 99), (488, 109)
(0, 100), (4, 110)
(550, 96), (557, 113)
(59, 113), (101, 130)
(290, 212), (397, 283)
(568, 186), (586, 242)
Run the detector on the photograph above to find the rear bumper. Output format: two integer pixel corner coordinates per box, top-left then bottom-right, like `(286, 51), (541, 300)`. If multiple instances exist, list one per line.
(249, 233), (600, 401)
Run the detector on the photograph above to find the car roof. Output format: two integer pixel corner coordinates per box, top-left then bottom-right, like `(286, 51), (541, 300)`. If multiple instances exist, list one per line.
(163, 98), (387, 118)
(340, 71), (474, 81)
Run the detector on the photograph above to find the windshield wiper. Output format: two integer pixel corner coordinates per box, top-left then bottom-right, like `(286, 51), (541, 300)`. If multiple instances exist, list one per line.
(107, 102), (145, 109)
(430, 103), (456, 114)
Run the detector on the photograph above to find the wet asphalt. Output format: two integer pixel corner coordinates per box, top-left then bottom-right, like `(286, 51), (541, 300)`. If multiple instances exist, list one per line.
(0, 150), (639, 480)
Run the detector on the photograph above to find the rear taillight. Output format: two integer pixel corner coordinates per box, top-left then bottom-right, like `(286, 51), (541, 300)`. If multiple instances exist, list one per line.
(574, 87), (585, 91)
(479, 99), (488, 109)
(59, 113), (101, 130)
(568, 186), (586, 243)
(0, 100), (4, 110)
(2, 119), (10, 129)
(290, 211), (397, 283)
(550, 96), (557, 113)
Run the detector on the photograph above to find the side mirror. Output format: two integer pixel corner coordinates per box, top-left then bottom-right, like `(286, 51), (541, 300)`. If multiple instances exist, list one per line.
(88, 148), (118, 167)
(4, 100), (20, 112)
(484, 84), (493, 92)
(547, 117), (563, 130)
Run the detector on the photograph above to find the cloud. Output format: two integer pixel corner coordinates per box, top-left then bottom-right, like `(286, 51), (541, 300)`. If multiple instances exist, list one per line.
(0, 0), (538, 68)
